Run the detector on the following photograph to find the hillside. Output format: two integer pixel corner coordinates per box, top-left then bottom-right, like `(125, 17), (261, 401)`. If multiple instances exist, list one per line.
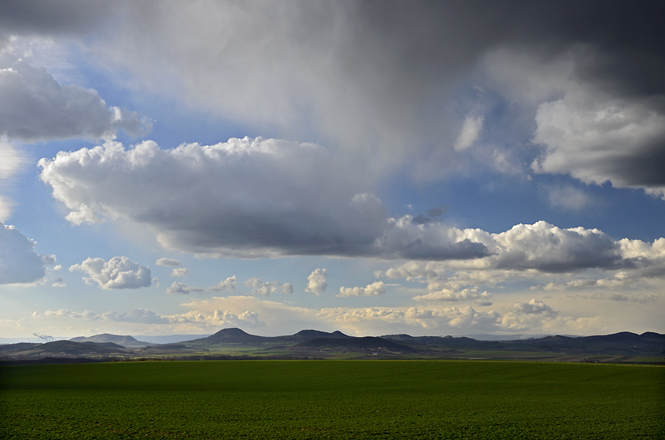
(1, 329), (663, 363)
(294, 336), (417, 355)
(0, 340), (128, 360)
(70, 333), (151, 348)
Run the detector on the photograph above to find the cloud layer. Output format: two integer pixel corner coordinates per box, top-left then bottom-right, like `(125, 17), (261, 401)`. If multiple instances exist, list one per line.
(79, 1), (665, 194)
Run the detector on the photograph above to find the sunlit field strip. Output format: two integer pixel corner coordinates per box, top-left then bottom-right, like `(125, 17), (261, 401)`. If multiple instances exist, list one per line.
(2, 360), (664, 439)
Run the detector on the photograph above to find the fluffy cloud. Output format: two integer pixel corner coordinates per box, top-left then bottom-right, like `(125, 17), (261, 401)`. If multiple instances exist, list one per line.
(305, 268), (327, 295)
(376, 223), (665, 309)
(381, 221), (634, 278)
(170, 268), (189, 277)
(245, 277), (293, 296)
(338, 281), (386, 297)
(500, 299), (563, 332)
(512, 299), (557, 315)
(483, 44), (665, 197)
(376, 215), (489, 260)
(532, 87), (665, 198)
(39, 138), (488, 260)
(0, 222), (51, 284)
(208, 276), (237, 292)
(0, 51), (150, 142)
(535, 238), (665, 294)
(69, 256), (152, 289)
(491, 222), (624, 272)
(39, 138), (378, 250)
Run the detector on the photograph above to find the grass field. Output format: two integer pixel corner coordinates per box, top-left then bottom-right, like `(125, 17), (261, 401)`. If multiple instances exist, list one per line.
(1, 360), (664, 439)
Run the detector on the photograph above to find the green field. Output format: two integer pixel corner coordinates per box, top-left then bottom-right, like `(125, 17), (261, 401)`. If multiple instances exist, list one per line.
(1, 360), (663, 439)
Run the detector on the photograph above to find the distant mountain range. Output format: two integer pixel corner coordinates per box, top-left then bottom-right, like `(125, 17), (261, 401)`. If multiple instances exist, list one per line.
(70, 333), (152, 348)
(1, 329), (663, 364)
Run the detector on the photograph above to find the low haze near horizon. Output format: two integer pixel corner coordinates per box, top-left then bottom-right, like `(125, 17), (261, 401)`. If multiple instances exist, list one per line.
(1, 1), (664, 341)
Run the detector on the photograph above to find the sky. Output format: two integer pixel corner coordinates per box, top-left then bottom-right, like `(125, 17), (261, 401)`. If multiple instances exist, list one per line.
(1, 0), (665, 341)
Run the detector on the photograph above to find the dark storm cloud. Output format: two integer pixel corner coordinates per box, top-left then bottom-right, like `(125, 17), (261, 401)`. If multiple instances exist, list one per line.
(22, 1), (665, 263)
(0, 0), (114, 46)
(88, 0), (665, 190)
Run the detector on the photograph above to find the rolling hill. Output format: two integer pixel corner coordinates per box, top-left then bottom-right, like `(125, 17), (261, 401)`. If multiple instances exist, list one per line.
(0, 340), (128, 360)
(70, 333), (151, 348)
(1, 329), (663, 363)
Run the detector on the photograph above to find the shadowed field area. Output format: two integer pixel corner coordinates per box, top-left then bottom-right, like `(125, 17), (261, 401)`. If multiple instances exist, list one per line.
(1, 360), (664, 439)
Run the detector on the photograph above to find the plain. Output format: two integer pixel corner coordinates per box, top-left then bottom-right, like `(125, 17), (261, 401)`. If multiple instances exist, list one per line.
(1, 360), (664, 439)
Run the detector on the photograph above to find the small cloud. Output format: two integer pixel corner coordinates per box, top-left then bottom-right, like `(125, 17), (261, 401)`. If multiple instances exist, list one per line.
(454, 114), (484, 151)
(170, 267), (189, 277)
(245, 277), (292, 296)
(513, 299), (557, 315)
(546, 185), (592, 211)
(338, 281), (386, 297)
(51, 277), (67, 288)
(156, 258), (181, 267)
(305, 268), (327, 295)
(166, 281), (203, 295)
(207, 275), (237, 292)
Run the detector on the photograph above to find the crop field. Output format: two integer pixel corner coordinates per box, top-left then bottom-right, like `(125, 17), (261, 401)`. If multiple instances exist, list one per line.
(1, 360), (663, 439)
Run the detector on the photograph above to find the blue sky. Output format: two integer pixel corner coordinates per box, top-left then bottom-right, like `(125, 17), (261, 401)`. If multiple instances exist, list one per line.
(1, 1), (664, 340)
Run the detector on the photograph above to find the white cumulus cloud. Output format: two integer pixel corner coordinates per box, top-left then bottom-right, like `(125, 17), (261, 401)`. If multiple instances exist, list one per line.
(208, 276), (237, 292)
(245, 277), (293, 296)
(305, 268), (327, 295)
(69, 256), (152, 289)
(338, 281), (386, 297)
(170, 267), (189, 277)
